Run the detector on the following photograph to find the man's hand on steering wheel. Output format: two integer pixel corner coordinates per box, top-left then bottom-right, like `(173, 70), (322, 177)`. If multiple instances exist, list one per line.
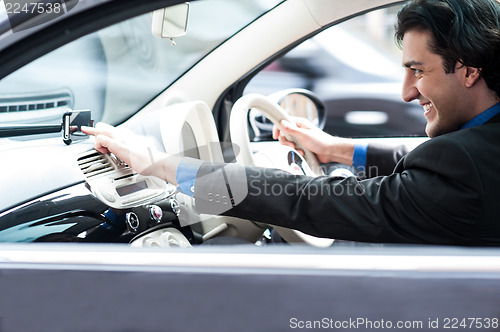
(272, 117), (356, 166)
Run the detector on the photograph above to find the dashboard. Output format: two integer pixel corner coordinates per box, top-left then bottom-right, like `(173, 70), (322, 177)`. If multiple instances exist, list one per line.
(0, 97), (268, 245)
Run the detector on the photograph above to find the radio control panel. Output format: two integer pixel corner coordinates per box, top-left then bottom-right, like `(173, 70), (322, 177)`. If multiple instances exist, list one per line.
(77, 150), (176, 209)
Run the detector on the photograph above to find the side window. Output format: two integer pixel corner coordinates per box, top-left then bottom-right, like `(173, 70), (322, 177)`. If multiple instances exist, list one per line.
(245, 5), (426, 139)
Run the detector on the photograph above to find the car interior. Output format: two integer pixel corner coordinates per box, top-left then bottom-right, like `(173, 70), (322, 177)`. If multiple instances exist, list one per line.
(2, 2), (500, 330)
(0, 0), (428, 247)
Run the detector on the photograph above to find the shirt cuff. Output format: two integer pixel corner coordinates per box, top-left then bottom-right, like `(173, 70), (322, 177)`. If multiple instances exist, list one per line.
(176, 158), (204, 197)
(352, 143), (368, 170)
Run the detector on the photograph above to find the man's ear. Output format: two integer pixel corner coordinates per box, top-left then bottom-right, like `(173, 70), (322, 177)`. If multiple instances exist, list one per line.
(464, 66), (482, 88)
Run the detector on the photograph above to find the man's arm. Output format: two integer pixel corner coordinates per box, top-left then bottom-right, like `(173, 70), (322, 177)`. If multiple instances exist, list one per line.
(273, 118), (355, 165)
(274, 118), (408, 176)
(365, 143), (409, 177)
(193, 136), (481, 245)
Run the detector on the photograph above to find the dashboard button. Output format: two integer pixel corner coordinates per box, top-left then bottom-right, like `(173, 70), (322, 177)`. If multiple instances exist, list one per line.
(149, 205), (163, 223)
(125, 212), (139, 231)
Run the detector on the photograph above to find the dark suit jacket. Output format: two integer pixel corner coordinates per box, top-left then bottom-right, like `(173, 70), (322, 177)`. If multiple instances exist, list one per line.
(365, 143), (408, 177)
(193, 114), (500, 246)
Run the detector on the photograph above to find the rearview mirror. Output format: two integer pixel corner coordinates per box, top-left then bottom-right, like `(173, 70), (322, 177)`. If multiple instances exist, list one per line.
(152, 3), (190, 39)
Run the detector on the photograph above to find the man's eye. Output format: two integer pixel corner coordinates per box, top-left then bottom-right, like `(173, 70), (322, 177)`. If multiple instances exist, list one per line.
(412, 68), (422, 76)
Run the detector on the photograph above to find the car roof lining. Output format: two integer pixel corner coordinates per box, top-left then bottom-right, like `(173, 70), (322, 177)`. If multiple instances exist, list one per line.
(303, 0), (405, 27)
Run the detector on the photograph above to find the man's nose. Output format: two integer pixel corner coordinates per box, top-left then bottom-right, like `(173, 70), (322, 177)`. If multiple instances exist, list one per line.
(402, 73), (419, 103)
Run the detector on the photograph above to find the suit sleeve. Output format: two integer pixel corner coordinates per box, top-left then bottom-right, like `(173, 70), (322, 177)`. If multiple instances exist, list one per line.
(365, 143), (409, 177)
(193, 137), (482, 245)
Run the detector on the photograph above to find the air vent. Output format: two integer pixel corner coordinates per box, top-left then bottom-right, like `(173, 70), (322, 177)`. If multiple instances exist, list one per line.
(0, 90), (73, 113)
(77, 151), (115, 178)
(76, 150), (168, 209)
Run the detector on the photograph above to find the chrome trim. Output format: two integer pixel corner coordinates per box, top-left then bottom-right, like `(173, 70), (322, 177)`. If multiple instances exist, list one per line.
(1, 244), (500, 275)
(125, 212), (139, 231)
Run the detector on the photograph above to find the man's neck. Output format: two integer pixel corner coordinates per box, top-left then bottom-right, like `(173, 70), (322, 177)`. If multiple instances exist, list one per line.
(463, 81), (500, 123)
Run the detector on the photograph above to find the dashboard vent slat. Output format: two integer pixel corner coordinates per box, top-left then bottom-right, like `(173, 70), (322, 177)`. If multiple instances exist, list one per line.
(78, 152), (115, 178)
(0, 90), (73, 113)
(78, 151), (134, 180)
(83, 163), (114, 177)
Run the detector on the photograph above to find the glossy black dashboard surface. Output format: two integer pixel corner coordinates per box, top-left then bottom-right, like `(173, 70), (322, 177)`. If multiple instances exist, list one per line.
(0, 182), (115, 242)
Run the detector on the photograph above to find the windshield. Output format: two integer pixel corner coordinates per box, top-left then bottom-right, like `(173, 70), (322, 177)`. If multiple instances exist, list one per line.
(0, 0), (282, 137)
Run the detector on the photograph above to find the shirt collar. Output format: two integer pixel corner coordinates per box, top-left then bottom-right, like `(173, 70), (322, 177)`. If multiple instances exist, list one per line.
(460, 102), (500, 130)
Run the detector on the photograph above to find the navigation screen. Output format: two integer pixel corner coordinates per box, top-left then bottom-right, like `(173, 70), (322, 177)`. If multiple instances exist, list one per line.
(116, 180), (148, 197)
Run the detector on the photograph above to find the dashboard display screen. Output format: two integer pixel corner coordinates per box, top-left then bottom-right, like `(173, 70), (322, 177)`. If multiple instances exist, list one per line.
(116, 180), (148, 197)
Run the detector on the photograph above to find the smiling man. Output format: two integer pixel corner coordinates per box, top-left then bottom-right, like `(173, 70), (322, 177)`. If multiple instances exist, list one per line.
(402, 30), (487, 138)
(84, 0), (500, 245)
(399, 17), (499, 139)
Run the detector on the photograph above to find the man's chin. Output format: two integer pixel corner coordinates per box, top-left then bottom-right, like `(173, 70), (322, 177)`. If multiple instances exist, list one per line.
(426, 122), (461, 138)
(425, 123), (442, 138)
(424, 125), (434, 138)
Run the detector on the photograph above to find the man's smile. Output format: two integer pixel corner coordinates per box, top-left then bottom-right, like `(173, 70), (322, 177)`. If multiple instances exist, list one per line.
(421, 102), (434, 117)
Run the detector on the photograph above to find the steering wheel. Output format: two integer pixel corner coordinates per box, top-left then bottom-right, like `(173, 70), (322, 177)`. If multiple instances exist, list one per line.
(230, 93), (334, 247)
(231, 93), (324, 176)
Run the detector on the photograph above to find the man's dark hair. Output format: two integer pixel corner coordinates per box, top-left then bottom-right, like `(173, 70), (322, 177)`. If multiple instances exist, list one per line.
(395, 0), (500, 98)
